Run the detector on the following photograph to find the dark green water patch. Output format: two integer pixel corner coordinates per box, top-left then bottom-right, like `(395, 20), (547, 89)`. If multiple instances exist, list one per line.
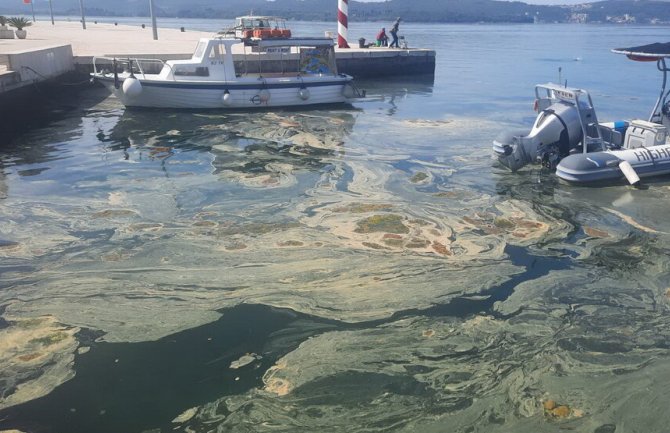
(582, 232), (654, 273)
(0, 246), (573, 433)
(0, 304), (338, 433)
(385, 245), (572, 322)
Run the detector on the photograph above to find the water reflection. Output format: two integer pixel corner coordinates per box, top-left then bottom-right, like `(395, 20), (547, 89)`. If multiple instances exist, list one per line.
(357, 75), (435, 117)
(357, 74), (435, 96)
(0, 164), (7, 200)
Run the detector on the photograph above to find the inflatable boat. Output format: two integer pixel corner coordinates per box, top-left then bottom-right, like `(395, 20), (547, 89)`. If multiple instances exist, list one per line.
(493, 42), (670, 186)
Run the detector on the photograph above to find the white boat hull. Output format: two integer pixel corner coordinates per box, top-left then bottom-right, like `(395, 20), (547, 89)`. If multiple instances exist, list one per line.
(96, 76), (353, 109)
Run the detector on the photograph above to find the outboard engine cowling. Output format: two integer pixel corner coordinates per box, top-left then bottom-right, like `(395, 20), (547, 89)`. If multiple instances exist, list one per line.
(493, 101), (584, 171)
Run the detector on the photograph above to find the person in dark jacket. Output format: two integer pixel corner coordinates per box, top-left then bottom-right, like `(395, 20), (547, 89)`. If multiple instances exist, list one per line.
(389, 18), (401, 48)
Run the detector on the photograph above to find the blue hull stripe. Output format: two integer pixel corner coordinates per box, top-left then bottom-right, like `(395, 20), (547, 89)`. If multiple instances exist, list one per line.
(97, 76), (349, 90)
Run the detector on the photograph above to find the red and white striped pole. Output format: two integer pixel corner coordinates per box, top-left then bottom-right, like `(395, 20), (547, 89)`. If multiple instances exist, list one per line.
(337, 0), (350, 48)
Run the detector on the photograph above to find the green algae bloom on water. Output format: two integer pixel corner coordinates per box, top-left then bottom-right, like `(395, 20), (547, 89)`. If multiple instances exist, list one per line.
(3, 22), (670, 433)
(410, 172), (429, 183)
(354, 214), (410, 234)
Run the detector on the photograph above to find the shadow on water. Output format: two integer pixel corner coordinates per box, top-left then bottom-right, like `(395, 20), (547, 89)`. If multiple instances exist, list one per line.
(0, 78), (109, 145)
(356, 73), (435, 93)
(0, 246), (570, 433)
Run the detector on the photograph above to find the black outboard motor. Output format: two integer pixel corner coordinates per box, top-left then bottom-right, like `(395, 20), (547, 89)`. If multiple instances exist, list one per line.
(493, 100), (584, 171)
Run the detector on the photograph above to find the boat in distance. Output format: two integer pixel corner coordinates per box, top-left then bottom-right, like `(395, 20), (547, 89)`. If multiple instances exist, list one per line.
(224, 15), (292, 40)
(493, 42), (670, 186)
(91, 36), (364, 109)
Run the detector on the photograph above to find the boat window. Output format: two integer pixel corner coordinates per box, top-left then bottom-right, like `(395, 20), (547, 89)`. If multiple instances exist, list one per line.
(300, 47), (337, 75)
(194, 41), (207, 58)
(209, 44), (222, 60)
(174, 66), (210, 77)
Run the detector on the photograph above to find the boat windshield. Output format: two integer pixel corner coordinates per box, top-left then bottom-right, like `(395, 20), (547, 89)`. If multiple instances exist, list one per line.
(299, 46), (337, 75)
(239, 18), (272, 29)
(194, 41), (207, 58)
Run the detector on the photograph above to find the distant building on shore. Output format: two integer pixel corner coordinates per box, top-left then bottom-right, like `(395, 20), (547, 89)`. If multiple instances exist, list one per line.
(569, 13), (588, 24)
(606, 14), (636, 24)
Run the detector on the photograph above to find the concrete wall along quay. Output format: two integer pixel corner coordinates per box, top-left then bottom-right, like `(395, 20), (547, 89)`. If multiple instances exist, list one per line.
(335, 47), (435, 77)
(0, 45), (74, 93)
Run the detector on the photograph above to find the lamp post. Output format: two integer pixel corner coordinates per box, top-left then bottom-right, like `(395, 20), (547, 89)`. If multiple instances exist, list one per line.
(30, 0), (35, 22)
(149, 0), (158, 40)
(79, 0), (86, 29)
(49, 0), (54, 25)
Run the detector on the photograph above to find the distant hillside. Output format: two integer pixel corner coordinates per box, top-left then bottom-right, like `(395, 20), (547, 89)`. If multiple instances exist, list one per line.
(570, 0), (670, 23)
(1, 0), (669, 24)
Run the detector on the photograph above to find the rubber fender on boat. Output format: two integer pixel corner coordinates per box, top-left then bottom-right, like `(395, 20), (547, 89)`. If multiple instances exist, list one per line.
(222, 90), (232, 106)
(298, 87), (310, 100)
(122, 77), (142, 97)
(259, 89), (271, 104)
(342, 83), (356, 99)
(619, 160), (641, 187)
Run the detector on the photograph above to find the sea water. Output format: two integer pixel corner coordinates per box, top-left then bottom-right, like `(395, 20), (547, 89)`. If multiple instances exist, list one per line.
(1, 20), (670, 433)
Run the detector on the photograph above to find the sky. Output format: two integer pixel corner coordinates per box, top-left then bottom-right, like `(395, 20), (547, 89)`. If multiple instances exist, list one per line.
(354, 0), (597, 3)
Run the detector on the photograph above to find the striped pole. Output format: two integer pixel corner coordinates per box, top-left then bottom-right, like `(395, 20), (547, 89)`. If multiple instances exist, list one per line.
(337, 0), (349, 48)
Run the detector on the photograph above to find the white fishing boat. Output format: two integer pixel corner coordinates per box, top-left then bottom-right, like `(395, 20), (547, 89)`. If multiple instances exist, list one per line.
(493, 42), (670, 186)
(91, 36), (363, 109)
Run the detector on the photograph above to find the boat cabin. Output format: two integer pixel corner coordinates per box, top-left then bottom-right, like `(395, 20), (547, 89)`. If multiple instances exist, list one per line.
(157, 37), (339, 82)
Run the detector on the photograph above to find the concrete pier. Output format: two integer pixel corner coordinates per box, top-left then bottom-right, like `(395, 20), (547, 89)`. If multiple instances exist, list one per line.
(0, 21), (435, 95)
(0, 44), (74, 93)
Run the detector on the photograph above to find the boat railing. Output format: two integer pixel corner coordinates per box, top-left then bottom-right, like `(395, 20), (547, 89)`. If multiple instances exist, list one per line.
(92, 56), (177, 81)
(535, 83), (605, 152)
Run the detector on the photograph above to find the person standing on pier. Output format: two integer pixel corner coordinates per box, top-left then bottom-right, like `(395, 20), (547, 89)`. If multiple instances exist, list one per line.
(389, 17), (401, 48)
